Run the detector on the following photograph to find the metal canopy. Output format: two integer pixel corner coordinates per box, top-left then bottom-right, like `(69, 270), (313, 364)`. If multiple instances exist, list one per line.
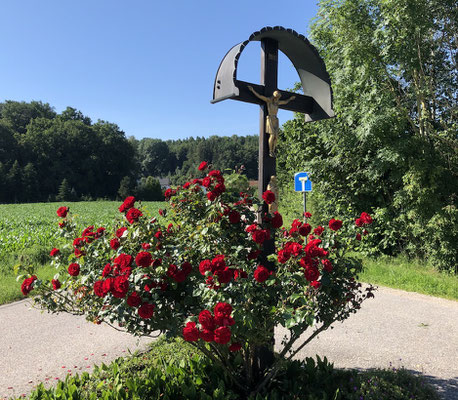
(211, 26), (334, 122)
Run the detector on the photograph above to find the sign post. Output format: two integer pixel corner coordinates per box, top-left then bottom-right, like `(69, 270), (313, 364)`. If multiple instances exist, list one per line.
(294, 172), (312, 221)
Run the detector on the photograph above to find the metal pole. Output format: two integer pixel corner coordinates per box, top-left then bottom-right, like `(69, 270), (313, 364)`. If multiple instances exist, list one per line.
(303, 192), (307, 222)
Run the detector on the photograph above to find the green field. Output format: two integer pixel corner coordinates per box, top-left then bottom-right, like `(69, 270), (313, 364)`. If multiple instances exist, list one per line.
(0, 201), (166, 305)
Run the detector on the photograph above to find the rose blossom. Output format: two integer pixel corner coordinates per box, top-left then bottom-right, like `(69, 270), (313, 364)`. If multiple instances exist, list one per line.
(313, 226), (324, 236)
(126, 208), (142, 224)
(321, 259), (333, 272)
(198, 161), (208, 171)
(262, 190), (275, 205)
(198, 310), (215, 331)
(328, 218), (343, 231)
(183, 322), (199, 341)
(135, 251), (152, 268)
(56, 206), (69, 218)
(127, 292), (142, 307)
(228, 210), (241, 224)
(229, 343), (242, 352)
(116, 227), (128, 238)
(214, 326), (231, 344)
(49, 248), (60, 257)
(119, 196), (135, 213)
(271, 211), (283, 228)
(21, 275), (37, 296)
(254, 265), (271, 283)
(68, 263), (80, 276)
(110, 238), (120, 250)
(51, 279), (61, 290)
(298, 223), (311, 236)
(360, 212), (373, 225)
(199, 329), (214, 342)
(138, 303), (155, 319)
(356, 233), (362, 241)
(304, 265), (320, 282)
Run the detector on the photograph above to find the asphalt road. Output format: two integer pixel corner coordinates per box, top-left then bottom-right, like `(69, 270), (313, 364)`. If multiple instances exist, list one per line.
(1, 286), (457, 399)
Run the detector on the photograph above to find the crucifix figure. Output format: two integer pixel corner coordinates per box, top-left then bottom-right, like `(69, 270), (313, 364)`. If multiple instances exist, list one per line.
(247, 86), (296, 157)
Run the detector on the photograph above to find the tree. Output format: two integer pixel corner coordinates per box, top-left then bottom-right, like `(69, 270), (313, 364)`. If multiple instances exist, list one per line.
(118, 176), (135, 200)
(278, 0), (457, 269)
(0, 100), (56, 134)
(136, 176), (162, 201)
(56, 178), (72, 202)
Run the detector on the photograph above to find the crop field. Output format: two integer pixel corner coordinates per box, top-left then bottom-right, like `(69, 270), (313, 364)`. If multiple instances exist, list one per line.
(0, 201), (166, 304)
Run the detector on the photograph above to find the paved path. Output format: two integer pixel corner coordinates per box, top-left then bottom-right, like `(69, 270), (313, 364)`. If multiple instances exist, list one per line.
(1, 287), (457, 399)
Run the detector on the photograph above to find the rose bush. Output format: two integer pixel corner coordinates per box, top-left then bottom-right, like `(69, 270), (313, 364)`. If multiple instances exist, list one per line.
(18, 163), (374, 396)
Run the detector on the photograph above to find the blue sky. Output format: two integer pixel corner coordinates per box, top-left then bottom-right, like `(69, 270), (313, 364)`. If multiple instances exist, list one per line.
(0, 1), (319, 140)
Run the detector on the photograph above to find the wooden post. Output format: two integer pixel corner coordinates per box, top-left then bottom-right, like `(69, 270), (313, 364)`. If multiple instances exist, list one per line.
(255, 37), (278, 378)
(258, 38), (278, 267)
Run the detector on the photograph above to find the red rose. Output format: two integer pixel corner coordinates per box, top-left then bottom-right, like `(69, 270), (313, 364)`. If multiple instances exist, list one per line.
(93, 280), (108, 297)
(114, 253), (133, 269)
(183, 182), (191, 189)
(252, 229), (270, 244)
(234, 269), (248, 280)
(102, 263), (112, 277)
(360, 212), (373, 225)
(262, 190), (275, 205)
(135, 251), (152, 268)
(299, 223), (311, 236)
(198, 310), (215, 331)
(198, 161), (208, 171)
(126, 208), (142, 224)
(245, 224), (258, 233)
(73, 238), (84, 248)
(277, 249), (291, 264)
(49, 248), (60, 257)
(292, 219), (302, 228)
(228, 210), (241, 224)
(321, 259), (333, 272)
(51, 279), (61, 290)
(214, 326), (231, 344)
(254, 265), (271, 283)
(304, 265), (320, 282)
(116, 227), (128, 238)
(329, 218), (343, 231)
(110, 238), (120, 250)
(202, 177), (212, 188)
(214, 302), (232, 318)
(211, 255), (226, 272)
(290, 242), (303, 257)
(102, 278), (114, 293)
(208, 169), (221, 177)
(313, 226), (324, 236)
(112, 275), (129, 298)
(304, 212), (312, 218)
(68, 263), (80, 276)
(183, 321), (199, 341)
(206, 191), (217, 201)
(119, 196), (136, 213)
(215, 267), (233, 284)
(214, 183), (226, 195)
(21, 275), (37, 296)
(127, 291), (141, 307)
(271, 211), (283, 228)
(56, 206), (69, 218)
(229, 343), (242, 352)
(363, 229), (369, 236)
(96, 227), (106, 238)
(355, 218), (364, 227)
(311, 280), (321, 289)
(167, 264), (187, 283)
(138, 303), (155, 319)
(199, 259), (212, 275)
(356, 233), (362, 241)
(199, 329), (214, 342)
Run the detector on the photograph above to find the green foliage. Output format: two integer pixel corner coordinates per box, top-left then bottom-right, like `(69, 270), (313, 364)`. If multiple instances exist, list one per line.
(278, 0), (457, 272)
(118, 177), (135, 200)
(136, 176), (162, 201)
(425, 206), (458, 274)
(0, 201), (166, 305)
(19, 338), (439, 400)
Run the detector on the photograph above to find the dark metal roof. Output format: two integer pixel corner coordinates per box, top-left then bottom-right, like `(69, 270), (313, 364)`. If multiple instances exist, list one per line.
(211, 26), (334, 122)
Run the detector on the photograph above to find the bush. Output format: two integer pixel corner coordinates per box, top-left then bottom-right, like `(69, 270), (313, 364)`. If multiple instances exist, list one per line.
(18, 165), (375, 397)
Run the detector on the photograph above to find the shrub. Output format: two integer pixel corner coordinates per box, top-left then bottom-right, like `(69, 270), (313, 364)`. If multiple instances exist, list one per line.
(18, 164), (375, 397)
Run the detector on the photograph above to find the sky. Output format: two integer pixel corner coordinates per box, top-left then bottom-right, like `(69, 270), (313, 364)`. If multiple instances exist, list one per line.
(0, 1), (319, 140)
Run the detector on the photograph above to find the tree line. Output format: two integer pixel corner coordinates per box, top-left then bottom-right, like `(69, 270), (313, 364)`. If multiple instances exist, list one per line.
(0, 100), (258, 203)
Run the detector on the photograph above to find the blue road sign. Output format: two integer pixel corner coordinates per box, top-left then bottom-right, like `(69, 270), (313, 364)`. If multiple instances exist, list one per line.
(294, 172), (312, 192)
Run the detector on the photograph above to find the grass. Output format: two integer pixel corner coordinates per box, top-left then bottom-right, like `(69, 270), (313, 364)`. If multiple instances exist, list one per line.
(0, 201), (166, 305)
(359, 255), (458, 301)
(14, 338), (440, 400)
